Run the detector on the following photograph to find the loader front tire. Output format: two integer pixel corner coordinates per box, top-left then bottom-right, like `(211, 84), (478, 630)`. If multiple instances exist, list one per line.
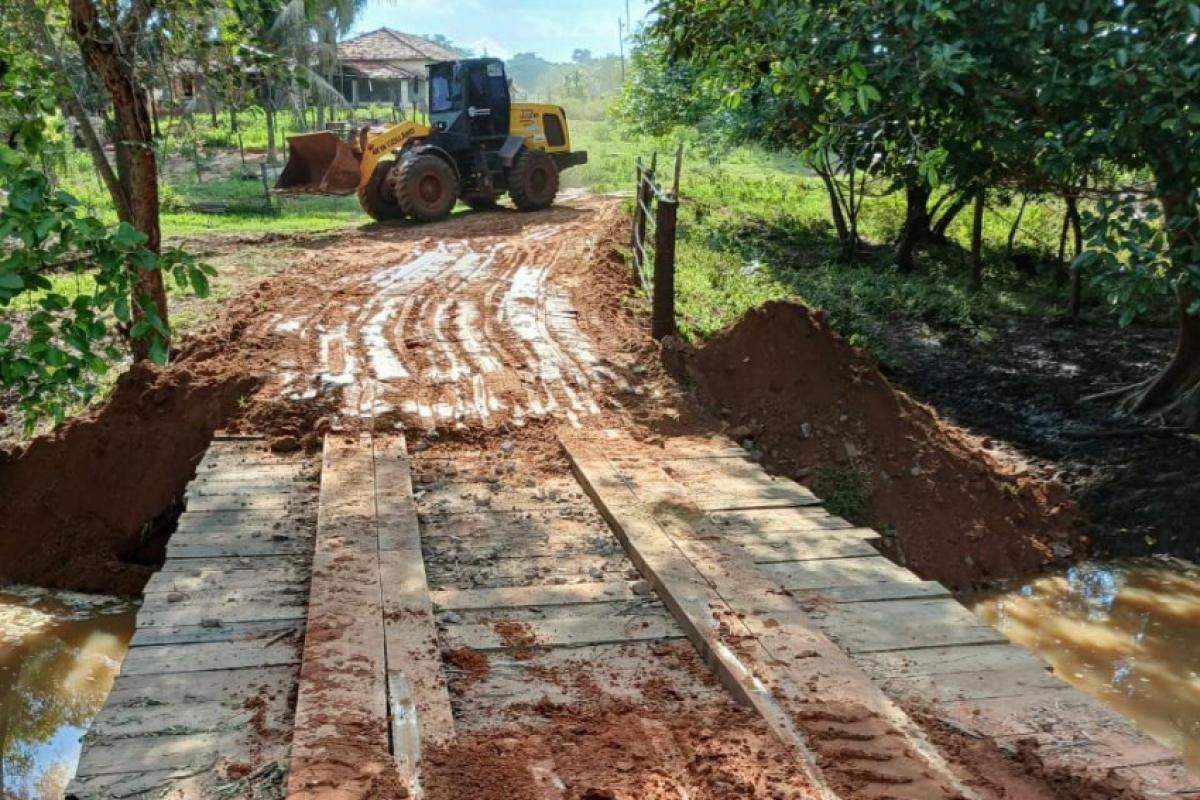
(396, 153), (459, 223)
(508, 150), (559, 212)
(358, 159), (405, 221)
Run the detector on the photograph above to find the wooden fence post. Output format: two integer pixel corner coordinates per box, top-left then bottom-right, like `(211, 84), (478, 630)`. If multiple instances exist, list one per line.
(653, 196), (678, 340)
(632, 158), (645, 276)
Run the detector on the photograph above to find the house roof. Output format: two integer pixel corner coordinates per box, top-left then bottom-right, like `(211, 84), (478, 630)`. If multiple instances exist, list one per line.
(338, 28), (459, 63)
(343, 60), (417, 80)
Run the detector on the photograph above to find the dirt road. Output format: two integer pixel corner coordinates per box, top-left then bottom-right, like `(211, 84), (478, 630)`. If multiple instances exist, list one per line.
(242, 195), (634, 433)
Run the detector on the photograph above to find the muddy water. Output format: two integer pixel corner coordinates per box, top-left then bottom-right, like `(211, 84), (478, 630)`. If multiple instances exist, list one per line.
(0, 588), (136, 798)
(974, 559), (1200, 773)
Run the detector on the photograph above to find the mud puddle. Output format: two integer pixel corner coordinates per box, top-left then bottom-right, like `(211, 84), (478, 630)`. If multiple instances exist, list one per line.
(974, 559), (1200, 774)
(0, 587), (136, 798)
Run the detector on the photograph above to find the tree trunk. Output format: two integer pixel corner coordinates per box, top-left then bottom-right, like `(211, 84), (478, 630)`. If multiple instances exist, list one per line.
(1067, 197), (1084, 318)
(970, 189), (985, 290)
(68, 0), (169, 362)
(895, 182), (931, 271)
(1006, 194), (1027, 257)
(930, 191), (970, 243)
(1090, 191), (1200, 427)
(816, 168), (854, 259)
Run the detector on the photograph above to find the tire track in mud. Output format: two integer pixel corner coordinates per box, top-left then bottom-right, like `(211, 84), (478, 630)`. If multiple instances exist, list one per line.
(259, 203), (629, 433)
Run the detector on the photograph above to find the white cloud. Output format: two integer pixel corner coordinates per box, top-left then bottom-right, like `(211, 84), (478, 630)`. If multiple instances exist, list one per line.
(469, 36), (512, 60)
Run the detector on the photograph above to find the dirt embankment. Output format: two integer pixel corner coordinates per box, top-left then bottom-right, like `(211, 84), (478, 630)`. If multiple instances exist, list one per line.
(677, 301), (1085, 590)
(0, 360), (259, 595)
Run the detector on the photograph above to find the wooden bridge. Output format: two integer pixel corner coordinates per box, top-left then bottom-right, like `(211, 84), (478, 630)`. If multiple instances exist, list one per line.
(67, 430), (1200, 799)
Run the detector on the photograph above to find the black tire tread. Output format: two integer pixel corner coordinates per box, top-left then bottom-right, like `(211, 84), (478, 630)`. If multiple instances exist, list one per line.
(395, 153), (459, 223)
(508, 150), (559, 212)
(357, 160), (405, 221)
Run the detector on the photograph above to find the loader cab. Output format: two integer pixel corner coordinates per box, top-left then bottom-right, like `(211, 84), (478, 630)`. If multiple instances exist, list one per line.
(428, 59), (511, 145)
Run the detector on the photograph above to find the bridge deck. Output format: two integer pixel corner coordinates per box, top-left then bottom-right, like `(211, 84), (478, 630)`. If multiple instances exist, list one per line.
(66, 439), (319, 800)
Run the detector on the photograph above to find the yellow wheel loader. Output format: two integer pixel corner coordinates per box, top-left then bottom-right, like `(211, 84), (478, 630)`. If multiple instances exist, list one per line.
(276, 58), (587, 222)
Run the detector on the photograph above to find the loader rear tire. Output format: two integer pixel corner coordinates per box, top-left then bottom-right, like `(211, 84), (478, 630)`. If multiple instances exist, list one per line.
(396, 153), (459, 223)
(358, 159), (405, 221)
(508, 150), (559, 211)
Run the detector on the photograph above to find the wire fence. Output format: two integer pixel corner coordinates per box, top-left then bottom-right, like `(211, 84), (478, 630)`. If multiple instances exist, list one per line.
(631, 145), (684, 340)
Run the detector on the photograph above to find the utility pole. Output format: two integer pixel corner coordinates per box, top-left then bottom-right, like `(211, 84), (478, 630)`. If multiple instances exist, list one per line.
(618, 17), (626, 82)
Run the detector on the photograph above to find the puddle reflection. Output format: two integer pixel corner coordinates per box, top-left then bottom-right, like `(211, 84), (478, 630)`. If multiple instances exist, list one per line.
(974, 559), (1200, 773)
(0, 589), (136, 799)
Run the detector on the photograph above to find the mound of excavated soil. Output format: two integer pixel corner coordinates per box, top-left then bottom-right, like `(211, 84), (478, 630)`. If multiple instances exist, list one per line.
(685, 301), (1084, 589)
(0, 360), (258, 595)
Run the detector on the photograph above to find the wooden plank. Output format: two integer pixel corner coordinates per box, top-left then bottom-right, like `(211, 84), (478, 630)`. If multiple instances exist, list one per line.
(167, 528), (312, 558)
(808, 597), (1009, 653)
(103, 665), (296, 708)
(758, 555), (925, 590)
(72, 730), (239, 778)
(120, 637), (301, 675)
(174, 509), (313, 534)
(445, 614), (684, 652)
(794, 581), (951, 604)
(131, 618), (301, 647)
(432, 581), (636, 611)
(565, 433), (978, 800)
(734, 534), (881, 563)
(144, 563), (305, 594)
(89, 677), (294, 739)
(159, 554), (308, 573)
(708, 507), (857, 532)
(286, 435), (391, 798)
(137, 589), (307, 628)
(186, 493), (316, 512)
(375, 436), (457, 782)
(857, 643), (1053, 679)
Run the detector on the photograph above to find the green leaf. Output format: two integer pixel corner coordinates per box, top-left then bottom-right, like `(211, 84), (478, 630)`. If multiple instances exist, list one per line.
(148, 336), (169, 366)
(0, 272), (24, 291)
(0, 322), (11, 342)
(112, 222), (148, 249)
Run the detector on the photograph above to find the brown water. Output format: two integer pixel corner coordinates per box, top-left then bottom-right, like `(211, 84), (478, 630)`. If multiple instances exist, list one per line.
(0, 588), (136, 799)
(974, 558), (1200, 774)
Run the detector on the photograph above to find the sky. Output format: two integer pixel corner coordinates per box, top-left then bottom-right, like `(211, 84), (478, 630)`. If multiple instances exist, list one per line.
(349, 0), (656, 63)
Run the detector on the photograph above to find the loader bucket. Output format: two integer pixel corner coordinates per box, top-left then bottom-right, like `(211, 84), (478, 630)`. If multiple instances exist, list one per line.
(275, 132), (362, 195)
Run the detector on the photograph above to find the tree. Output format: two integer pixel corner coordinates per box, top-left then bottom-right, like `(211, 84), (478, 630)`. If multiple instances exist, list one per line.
(1028, 0), (1200, 425)
(572, 48), (594, 65)
(0, 12), (210, 428)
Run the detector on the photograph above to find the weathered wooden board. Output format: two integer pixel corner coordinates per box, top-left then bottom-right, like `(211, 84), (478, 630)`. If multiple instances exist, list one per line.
(445, 614), (683, 652)
(806, 597), (1009, 653)
(130, 618), (302, 647)
(792, 581), (951, 604)
(758, 555), (926, 589)
(286, 435), (391, 797)
(432, 581), (636, 611)
(564, 432), (988, 800)
(375, 436), (457, 774)
(708, 507), (857, 532)
(144, 563), (305, 594)
(120, 636), (301, 676)
(137, 588), (307, 628)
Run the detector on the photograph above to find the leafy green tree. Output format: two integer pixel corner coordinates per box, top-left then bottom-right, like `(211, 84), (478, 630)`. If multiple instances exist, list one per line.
(1, 11), (211, 429)
(1025, 0), (1200, 425)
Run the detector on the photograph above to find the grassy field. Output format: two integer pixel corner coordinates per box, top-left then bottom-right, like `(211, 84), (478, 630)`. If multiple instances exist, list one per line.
(568, 120), (1084, 362)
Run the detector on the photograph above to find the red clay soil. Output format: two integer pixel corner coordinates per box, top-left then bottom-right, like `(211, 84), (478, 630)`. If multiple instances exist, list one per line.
(423, 701), (820, 800)
(0, 359), (258, 595)
(681, 301), (1085, 590)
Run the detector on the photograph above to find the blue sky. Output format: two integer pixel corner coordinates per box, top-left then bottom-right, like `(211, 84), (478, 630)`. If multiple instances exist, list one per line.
(350, 0), (655, 63)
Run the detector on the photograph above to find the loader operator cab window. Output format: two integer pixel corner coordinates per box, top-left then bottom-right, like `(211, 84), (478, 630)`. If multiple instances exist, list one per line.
(430, 72), (461, 114)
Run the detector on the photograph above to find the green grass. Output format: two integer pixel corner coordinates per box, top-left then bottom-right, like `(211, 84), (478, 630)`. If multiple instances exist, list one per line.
(566, 118), (1093, 363)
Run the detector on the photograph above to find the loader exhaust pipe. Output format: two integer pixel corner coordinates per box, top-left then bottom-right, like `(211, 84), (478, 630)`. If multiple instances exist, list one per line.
(275, 132), (362, 196)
